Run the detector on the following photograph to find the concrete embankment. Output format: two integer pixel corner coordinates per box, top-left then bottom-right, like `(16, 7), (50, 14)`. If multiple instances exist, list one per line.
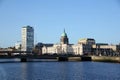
(68, 57), (81, 61)
(67, 56), (120, 63)
(91, 56), (120, 63)
(68, 56), (91, 61)
(21, 56), (120, 63)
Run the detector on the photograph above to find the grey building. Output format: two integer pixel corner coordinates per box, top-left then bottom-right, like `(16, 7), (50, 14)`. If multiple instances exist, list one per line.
(21, 26), (34, 52)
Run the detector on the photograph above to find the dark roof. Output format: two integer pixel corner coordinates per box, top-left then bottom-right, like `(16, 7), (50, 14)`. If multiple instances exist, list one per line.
(36, 42), (53, 47)
(43, 44), (53, 47)
(96, 43), (108, 45)
(22, 25), (33, 29)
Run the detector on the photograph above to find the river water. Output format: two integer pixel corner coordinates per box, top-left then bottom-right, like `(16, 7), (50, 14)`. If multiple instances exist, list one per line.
(0, 60), (120, 80)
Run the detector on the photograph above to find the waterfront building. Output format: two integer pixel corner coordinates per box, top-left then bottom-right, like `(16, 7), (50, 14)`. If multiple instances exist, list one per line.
(42, 30), (93, 55)
(78, 38), (95, 45)
(92, 43), (120, 56)
(34, 43), (53, 55)
(15, 42), (21, 50)
(21, 26), (34, 52)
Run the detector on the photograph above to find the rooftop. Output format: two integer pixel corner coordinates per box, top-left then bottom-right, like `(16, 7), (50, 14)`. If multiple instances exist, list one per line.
(61, 29), (67, 37)
(79, 38), (95, 41)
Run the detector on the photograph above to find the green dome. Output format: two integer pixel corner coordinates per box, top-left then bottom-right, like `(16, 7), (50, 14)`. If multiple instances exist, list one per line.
(61, 32), (67, 37)
(61, 29), (67, 37)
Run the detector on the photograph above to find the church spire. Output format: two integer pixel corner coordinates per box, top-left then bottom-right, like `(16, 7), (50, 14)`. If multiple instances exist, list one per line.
(64, 28), (65, 33)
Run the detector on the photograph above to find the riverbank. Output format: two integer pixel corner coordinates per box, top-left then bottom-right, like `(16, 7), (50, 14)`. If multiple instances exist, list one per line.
(0, 55), (120, 63)
(67, 56), (120, 63)
(91, 56), (120, 63)
(15, 56), (120, 63)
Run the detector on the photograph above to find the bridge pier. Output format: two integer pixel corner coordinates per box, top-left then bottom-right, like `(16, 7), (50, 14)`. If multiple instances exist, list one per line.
(7, 52), (12, 56)
(81, 56), (91, 61)
(21, 58), (27, 62)
(58, 57), (68, 61)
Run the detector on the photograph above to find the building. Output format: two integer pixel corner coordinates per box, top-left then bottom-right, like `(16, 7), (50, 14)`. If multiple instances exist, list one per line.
(60, 29), (69, 44)
(78, 38), (95, 45)
(34, 43), (53, 55)
(41, 29), (120, 56)
(42, 30), (93, 55)
(92, 43), (120, 56)
(21, 26), (34, 52)
(15, 42), (21, 50)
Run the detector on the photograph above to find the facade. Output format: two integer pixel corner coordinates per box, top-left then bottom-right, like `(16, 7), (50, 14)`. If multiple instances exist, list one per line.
(42, 30), (92, 55)
(41, 30), (120, 56)
(15, 42), (21, 50)
(21, 26), (34, 52)
(92, 43), (120, 56)
(34, 43), (53, 55)
(78, 38), (95, 45)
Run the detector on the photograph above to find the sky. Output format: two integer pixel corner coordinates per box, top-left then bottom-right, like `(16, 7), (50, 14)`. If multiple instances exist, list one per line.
(0, 0), (120, 47)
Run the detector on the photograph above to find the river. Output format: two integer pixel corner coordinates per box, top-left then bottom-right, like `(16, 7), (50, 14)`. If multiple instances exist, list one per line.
(0, 60), (120, 80)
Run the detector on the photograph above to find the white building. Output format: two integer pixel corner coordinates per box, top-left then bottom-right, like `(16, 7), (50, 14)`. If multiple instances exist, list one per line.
(42, 30), (93, 55)
(15, 42), (21, 50)
(78, 38), (95, 45)
(21, 26), (34, 52)
(92, 44), (119, 52)
(92, 43), (120, 56)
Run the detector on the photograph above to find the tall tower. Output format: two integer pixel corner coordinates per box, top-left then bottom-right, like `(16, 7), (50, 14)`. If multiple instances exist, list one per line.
(60, 29), (69, 44)
(21, 26), (34, 52)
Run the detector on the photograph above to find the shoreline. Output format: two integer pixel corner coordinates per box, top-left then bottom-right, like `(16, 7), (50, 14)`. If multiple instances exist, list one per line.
(0, 56), (120, 63)
(91, 56), (120, 63)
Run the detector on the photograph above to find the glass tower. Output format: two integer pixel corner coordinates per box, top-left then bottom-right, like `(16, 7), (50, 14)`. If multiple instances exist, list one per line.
(21, 26), (34, 52)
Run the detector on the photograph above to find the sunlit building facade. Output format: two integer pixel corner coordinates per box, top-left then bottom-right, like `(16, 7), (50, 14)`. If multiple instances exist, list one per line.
(92, 43), (120, 56)
(21, 26), (34, 52)
(42, 30), (93, 55)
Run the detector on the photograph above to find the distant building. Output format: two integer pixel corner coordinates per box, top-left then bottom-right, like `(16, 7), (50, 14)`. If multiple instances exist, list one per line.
(42, 30), (93, 55)
(92, 43), (120, 56)
(15, 42), (21, 50)
(34, 43), (53, 55)
(60, 29), (69, 44)
(78, 38), (95, 45)
(21, 26), (34, 52)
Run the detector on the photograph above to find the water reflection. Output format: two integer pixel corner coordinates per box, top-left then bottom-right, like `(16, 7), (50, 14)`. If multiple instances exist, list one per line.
(0, 66), (7, 80)
(21, 62), (34, 80)
(21, 63), (28, 80)
(56, 62), (69, 80)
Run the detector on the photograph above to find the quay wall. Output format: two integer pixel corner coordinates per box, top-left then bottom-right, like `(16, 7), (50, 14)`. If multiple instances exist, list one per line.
(66, 56), (120, 63)
(91, 56), (120, 63)
(68, 57), (81, 61)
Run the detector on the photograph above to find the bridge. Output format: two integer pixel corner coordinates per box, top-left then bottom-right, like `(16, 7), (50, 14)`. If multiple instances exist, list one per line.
(0, 51), (91, 62)
(0, 51), (120, 63)
(0, 51), (32, 55)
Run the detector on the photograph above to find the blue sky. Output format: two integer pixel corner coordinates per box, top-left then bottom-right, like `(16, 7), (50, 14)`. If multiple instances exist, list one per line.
(0, 0), (120, 47)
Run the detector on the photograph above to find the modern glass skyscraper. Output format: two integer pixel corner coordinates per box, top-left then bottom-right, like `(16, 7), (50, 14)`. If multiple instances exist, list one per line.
(21, 26), (34, 52)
